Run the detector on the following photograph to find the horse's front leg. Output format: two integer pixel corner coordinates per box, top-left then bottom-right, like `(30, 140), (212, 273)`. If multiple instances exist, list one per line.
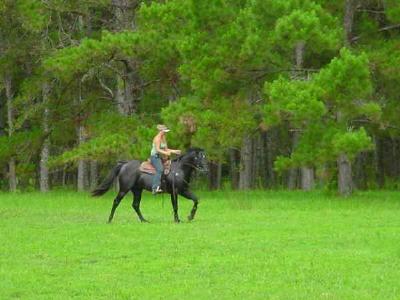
(170, 192), (180, 223)
(179, 190), (199, 221)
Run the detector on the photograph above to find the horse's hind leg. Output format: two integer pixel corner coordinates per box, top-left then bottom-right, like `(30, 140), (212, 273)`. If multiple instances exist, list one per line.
(108, 191), (127, 223)
(132, 189), (148, 223)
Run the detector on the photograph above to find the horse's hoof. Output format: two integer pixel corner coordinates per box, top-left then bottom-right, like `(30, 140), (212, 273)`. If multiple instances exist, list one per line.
(187, 216), (193, 222)
(141, 219), (150, 223)
(174, 219), (181, 223)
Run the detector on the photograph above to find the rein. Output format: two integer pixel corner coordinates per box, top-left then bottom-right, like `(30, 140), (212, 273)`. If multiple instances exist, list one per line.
(169, 159), (200, 188)
(181, 162), (203, 171)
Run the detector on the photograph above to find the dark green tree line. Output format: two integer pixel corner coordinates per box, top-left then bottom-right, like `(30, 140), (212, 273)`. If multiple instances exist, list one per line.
(0, 0), (399, 195)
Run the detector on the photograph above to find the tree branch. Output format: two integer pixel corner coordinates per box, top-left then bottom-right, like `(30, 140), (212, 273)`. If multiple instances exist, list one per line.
(356, 9), (385, 14)
(132, 79), (161, 92)
(42, 3), (88, 17)
(111, 0), (140, 10)
(250, 68), (320, 81)
(352, 23), (400, 42)
(378, 23), (400, 32)
(97, 77), (114, 98)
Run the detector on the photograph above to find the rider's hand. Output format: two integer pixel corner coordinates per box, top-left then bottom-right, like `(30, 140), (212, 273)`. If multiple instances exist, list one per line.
(174, 150), (181, 155)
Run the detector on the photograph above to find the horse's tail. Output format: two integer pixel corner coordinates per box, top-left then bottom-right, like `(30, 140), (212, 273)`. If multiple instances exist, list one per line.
(91, 161), (126, 197)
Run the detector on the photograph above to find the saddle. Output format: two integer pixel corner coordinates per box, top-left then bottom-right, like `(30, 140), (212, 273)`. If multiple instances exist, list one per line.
(139, 159), (171, 175)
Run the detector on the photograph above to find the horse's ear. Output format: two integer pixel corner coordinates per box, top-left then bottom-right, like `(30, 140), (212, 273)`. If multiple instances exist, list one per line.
(188, 147), (204, 153)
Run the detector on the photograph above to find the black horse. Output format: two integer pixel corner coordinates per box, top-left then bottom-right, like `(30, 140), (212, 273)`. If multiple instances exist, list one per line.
(92, 148), (208, 223)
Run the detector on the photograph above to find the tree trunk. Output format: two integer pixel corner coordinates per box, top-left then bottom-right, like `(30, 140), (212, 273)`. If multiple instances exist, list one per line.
(113, 0), (136, 31)
(385, 137), (398, 179)
(394, 138), (400, 178)
(239, 136), (253, 189)
(77, 128), (88, 192)
(337, 0), (357, 196)
(75, 14), (90, 191)
(337, 153), (353, 196)
(344, 0), (357, 45)
(77, 81), (88, 192)
(40, 83), (50, 192)
(229, 148), (240, 189)
(295, 41), (305, 72)
(287, 42), (304, 190)
(354, 152), (367, 190)
(116, 72), (138, 115)
(0, 94), (4, 180)
(301, 167), (315, 191)
(251, 133), (264, 188)
(259, 132), (268, 188)
(375, 136), (385, 188)
(288, 131), (299, 189)
(0, 95), (5, 136)
(217, 161), (222, 189)
(114, 0), (140, 116)
(336, 113), (353, 195)
(294, 41), (315, 190)
(8, 158), (16, 192)
(265, 129), (276, 188)
(208, 161), (222, 190)
(388, 137), (396, 178)
(90, 160), (98, 190)
(62, 166), (67, 187)
(5, 75), (17, 192)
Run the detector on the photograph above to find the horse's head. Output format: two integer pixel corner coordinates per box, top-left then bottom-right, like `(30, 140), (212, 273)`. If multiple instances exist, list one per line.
(181, 148), (208, 173)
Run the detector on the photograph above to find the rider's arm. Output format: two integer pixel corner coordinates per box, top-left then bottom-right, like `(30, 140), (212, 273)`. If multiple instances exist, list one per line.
(155, 138), (170, 156)
(170, 149), (181, 155)
(165, 144), (181, 155)
(161, 138), (181, 155)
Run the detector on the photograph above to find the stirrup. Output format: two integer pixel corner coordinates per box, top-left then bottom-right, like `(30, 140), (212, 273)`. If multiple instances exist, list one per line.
(152, 186), (163, 195)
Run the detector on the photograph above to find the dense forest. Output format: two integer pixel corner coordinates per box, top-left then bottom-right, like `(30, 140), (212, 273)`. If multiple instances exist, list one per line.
(0, 0), (399, 195)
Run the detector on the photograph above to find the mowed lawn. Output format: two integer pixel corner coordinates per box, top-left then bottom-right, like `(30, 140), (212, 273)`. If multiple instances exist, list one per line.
(1, 190), (400, 299)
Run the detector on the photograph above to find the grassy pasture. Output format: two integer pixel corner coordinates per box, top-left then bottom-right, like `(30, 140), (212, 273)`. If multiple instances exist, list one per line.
(0, 190), (400, 299)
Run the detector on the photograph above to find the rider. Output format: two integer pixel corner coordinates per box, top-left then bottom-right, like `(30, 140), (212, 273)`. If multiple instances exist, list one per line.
(151, 124), (181, 194)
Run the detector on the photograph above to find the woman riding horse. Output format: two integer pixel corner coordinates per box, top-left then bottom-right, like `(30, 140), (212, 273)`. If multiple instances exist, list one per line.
(92, 147), (208, 223)
(151, 124), (181, 194)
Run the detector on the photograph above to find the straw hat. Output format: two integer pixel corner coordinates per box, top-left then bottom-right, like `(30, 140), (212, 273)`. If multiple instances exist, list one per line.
(157, 124), (170, 132)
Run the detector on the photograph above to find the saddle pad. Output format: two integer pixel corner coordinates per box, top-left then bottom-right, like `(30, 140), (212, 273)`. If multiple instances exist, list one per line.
(139, 159), (171, 175)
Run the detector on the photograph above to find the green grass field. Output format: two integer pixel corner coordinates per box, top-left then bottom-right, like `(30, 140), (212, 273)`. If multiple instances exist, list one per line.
(1, 190), (400, 299)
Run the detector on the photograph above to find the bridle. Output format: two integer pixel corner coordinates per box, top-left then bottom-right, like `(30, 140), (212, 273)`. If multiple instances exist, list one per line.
(180, 153), (207, 172)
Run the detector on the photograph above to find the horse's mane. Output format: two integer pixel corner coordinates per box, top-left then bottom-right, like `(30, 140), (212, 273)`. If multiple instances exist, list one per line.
(187, 147), (204, 153)
(172, 147), (204, 162)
